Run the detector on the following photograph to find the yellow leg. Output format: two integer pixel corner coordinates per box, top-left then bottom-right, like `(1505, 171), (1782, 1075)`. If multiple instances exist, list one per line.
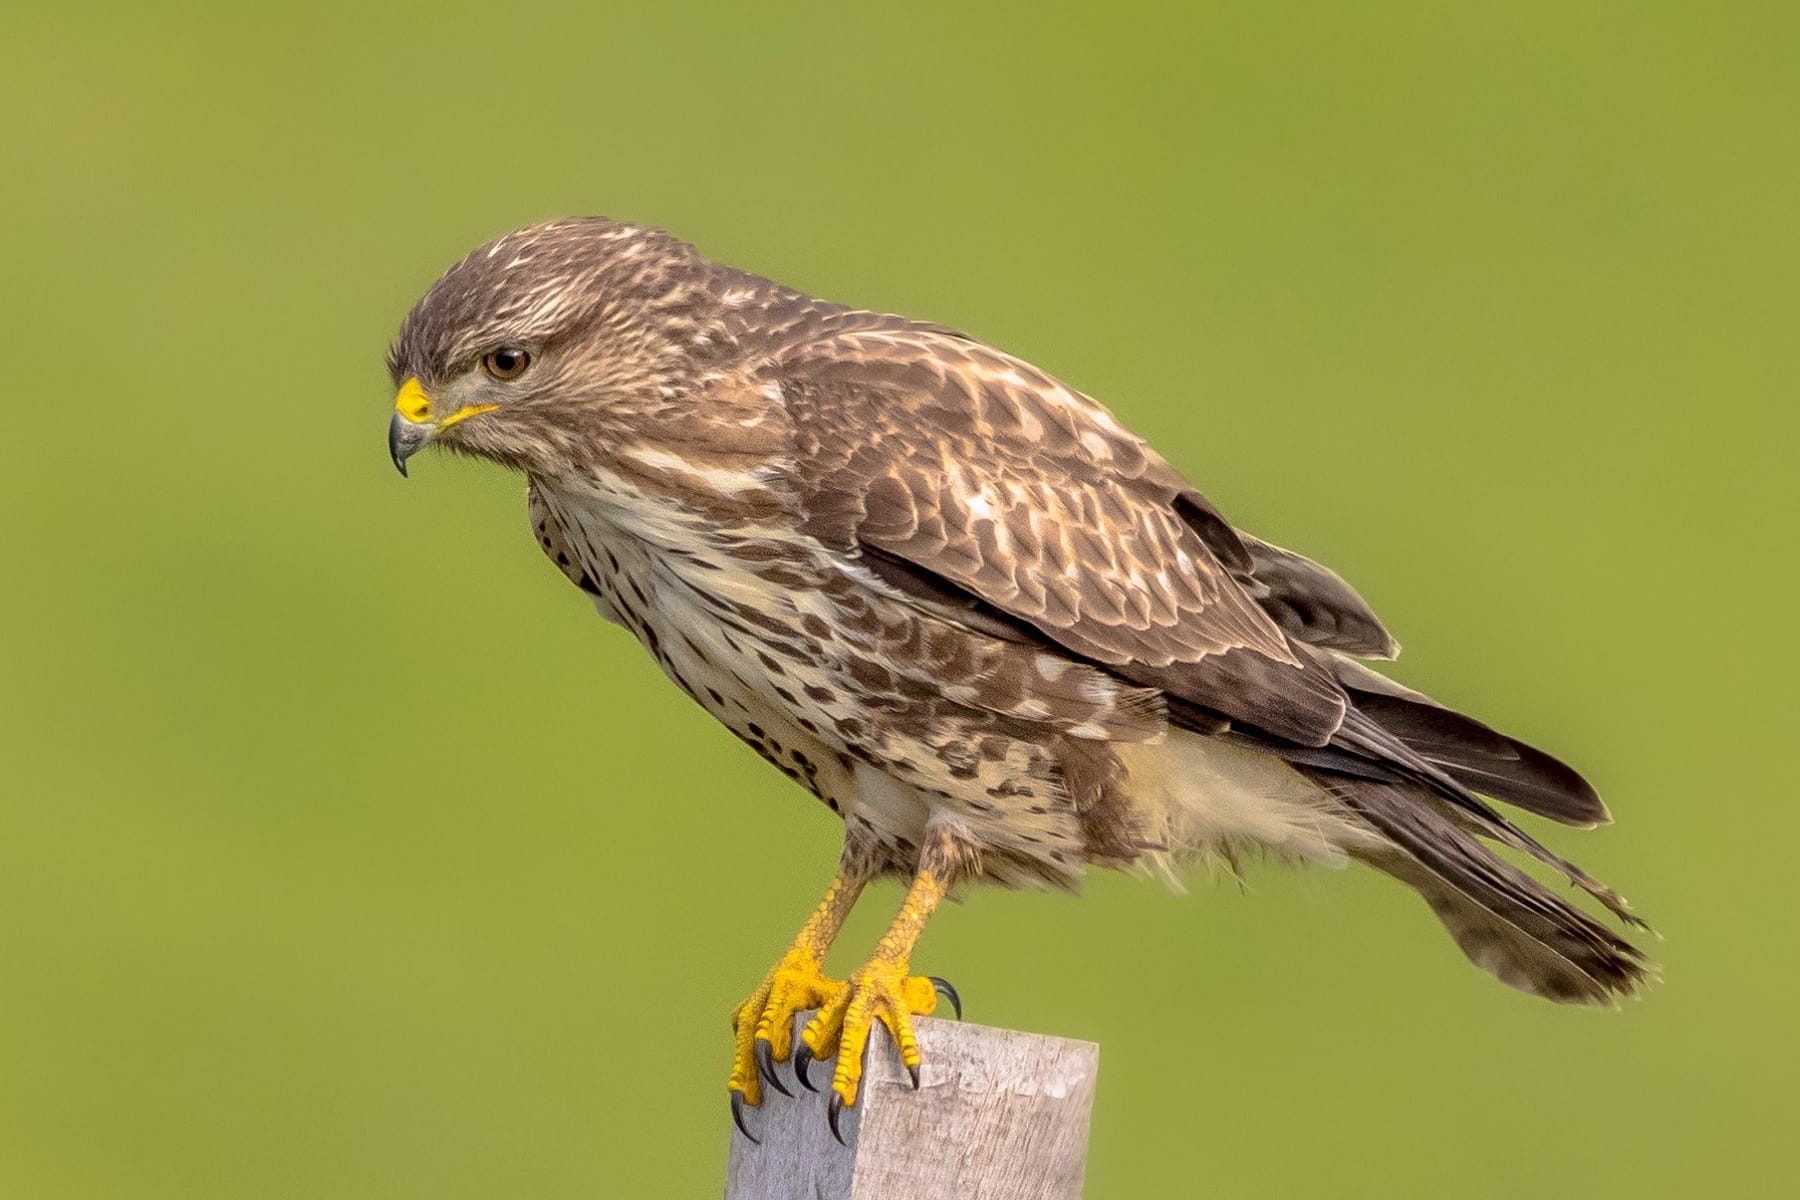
(801, 831), (959, 1118)
(728, 864), (867, 1110)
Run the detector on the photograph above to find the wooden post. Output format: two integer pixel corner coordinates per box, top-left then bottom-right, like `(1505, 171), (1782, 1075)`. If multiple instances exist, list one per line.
(724, 1015), (1099, 1200)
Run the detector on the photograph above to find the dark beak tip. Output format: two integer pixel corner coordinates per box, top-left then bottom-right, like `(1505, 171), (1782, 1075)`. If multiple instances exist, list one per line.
(388, 412), (428, 478)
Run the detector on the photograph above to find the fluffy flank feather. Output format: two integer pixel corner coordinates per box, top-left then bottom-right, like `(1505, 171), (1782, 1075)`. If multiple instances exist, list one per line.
(1116, 731), (1383, 885)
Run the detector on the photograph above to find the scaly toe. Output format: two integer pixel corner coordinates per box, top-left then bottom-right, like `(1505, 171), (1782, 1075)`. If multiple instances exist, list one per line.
(819, 959), (939, 1115)
(728, 948), (843, 1106)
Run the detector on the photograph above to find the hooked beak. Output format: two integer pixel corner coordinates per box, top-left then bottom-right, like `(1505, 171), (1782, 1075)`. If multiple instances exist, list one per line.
(389, 414), (432, 476)
(389, 377), (434, 477)
(388, 377), (497, 477)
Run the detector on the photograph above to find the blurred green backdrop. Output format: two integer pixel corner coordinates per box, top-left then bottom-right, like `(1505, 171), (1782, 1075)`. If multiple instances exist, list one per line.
(3, 2), (1793, 1196)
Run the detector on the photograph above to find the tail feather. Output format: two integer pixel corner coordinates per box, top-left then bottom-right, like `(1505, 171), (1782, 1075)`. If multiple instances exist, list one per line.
(1326, 702), (1645, 932)
(1319, 776), (1651, 1005)
(1325, 655), (1610, 828)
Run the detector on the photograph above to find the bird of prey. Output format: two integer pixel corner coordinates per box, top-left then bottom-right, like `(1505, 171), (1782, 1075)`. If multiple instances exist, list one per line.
(386, 217), (1649, 1139)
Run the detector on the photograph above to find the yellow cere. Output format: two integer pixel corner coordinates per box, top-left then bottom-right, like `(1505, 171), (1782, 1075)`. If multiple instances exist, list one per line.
(393, 377), (498, 430)
(393, 377), (432, 423)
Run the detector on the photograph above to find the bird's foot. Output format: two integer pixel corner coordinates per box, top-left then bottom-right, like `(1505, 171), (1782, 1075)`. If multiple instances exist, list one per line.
(798, 956), (939, 1135)
(728, 947), (842, 1116)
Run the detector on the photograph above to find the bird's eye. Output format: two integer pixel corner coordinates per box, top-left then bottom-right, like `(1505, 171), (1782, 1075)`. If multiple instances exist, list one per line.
(481, 347), (532, 381)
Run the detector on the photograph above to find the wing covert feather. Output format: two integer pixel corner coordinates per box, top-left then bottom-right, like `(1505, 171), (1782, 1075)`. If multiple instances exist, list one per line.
(776, 328), (1351, 746)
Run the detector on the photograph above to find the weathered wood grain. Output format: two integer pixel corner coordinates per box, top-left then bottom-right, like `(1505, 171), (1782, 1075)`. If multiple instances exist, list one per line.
(724, 1015), (1098, 1200)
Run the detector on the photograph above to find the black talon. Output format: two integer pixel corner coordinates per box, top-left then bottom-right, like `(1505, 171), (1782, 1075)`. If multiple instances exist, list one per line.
(754, 1040), (792, 1097)
(794, 1044), (820, 1092)
(929, 976), (963, 1020)
(827, 1093), (850, 1146)
(730, 1092), (760, 1144)
(907, 1062), (921, 1090)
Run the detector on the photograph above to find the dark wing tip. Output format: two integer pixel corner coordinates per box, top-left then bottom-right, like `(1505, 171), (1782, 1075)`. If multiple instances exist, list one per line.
(1236, 535), (1400, 660)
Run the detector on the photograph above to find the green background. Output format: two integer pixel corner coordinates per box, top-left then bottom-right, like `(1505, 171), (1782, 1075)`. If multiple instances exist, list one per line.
(4, 2), (1792, 1195)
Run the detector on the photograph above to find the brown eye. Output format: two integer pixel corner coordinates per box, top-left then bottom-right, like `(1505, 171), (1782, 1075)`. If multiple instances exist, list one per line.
(481, 347), (531, 381)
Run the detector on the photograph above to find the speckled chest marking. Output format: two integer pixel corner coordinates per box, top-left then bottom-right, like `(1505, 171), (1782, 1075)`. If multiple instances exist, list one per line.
(529, 483), (854, 808)
(527, 478), (1116, 886)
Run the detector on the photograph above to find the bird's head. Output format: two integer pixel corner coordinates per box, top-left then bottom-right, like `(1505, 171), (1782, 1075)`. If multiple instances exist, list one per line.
(385, 217), (734, 478)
